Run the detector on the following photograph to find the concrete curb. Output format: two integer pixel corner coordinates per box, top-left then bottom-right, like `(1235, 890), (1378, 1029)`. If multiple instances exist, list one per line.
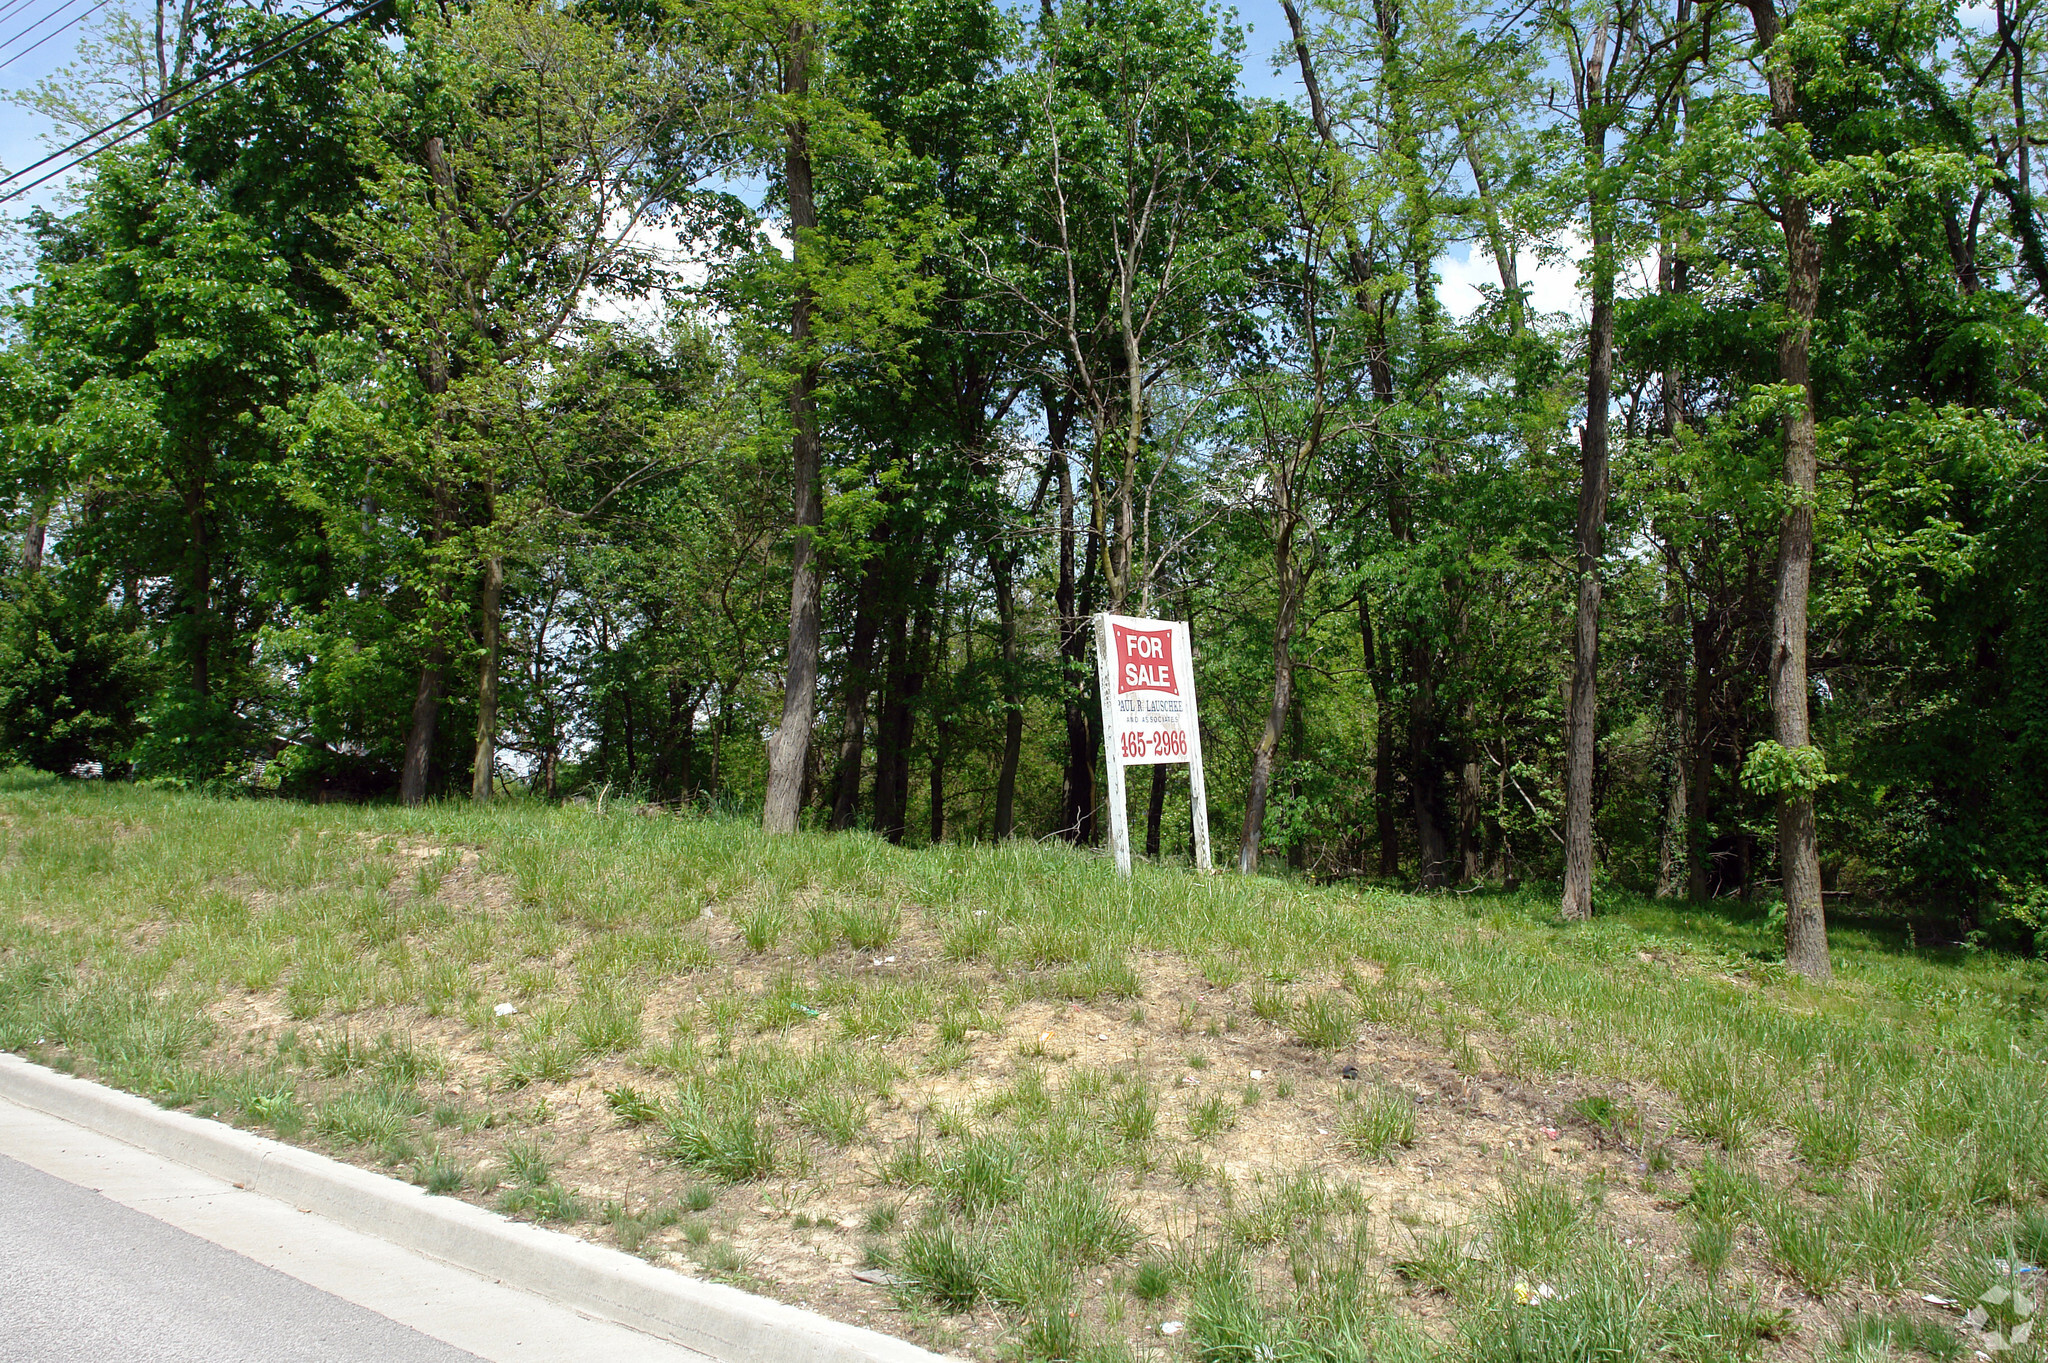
(0, 1052), (949, 1363)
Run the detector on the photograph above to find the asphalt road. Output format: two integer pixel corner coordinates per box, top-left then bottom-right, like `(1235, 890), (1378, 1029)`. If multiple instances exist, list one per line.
(0, 1153), (484, 1363)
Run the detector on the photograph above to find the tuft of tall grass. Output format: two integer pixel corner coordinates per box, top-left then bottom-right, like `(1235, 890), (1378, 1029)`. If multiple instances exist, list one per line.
(1491, 1173), (1583, 1270)
(569, 990), (644, 1055)
(1343, 1085), (1417, 1160)
(1791, 1098), (1865, 1171)
(1756, 1193), (1842, 1296)
(933, 1132), (1028, 1214)
(1292, 991), (1357, 1052)
(1460, 1242), (1653, 1363)
(896, 1225), (990, 1310)
(659, 1098), (778, 1181)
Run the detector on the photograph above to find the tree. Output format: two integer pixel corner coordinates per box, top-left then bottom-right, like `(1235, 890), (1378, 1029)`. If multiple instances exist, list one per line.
(327, 0), (737, 803)
(1742, 0), (1829, 980)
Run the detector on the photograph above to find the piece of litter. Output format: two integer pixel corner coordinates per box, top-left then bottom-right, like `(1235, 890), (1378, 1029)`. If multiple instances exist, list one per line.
(851, 1268), (898, 1285)
(493, 1002), (518, 1017)
(1992, 1259), (2042, 1275)
(1925, 1295), (1959, 1307)
(1159, 1322), (1183, 1336)
(1316, 1127), (1330, 1135)
(1249, 1069), (1263, 1079)
(1514, 1280), (1560, 1305)
(1340, 1064), (1359, 1080)
(1181, 1075), (1198, 1085)
(1540, 1127), (1559, 1140)
(1098, 1032), (1109, 1041)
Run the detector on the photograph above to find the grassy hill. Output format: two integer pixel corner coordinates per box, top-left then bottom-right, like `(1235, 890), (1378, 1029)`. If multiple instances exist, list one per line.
(1, 773), (2044, 1363)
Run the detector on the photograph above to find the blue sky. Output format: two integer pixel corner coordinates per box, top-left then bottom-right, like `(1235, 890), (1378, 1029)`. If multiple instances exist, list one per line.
(0, 0), (1579, 317)
(0, 0), (1305, 207)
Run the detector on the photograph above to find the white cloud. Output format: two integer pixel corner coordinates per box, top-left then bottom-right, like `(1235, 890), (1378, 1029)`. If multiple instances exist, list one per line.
(1436, 234), (1585, 323)
(581, 211), (790, 336)
(1435, 232), (1661, 327)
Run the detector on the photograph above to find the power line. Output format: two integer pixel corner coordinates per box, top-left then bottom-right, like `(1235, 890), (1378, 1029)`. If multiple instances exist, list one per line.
(0, 0), (93, 60)
(0, 0), (54, 38)
(0, 0), (384, 205)
(0, 0), (117, 72)
(0, 0), (372, 200)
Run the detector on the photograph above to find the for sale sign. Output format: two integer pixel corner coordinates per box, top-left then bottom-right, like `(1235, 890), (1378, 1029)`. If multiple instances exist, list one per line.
(1112, 624), (1178, 697)
(1107, 622), (1191, 762)
(1092, 614), (1212, 874)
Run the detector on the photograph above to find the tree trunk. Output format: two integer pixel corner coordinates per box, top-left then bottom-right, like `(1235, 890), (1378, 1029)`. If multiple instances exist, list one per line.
(182, 475), (212, 698)
(1561, 21), (1615, 922)
(1288, 688), (1308, 873)
(877, 566), (938, 845)
(1360, 596), (1398, 876)
(1749, 0), (1830, 982)
(402, 146), (456, 811)
(1458, 720), (1484, 884)
(763, 21), (824, 836)
(673, 688), (698, 800)
(623, 684), (638, 786)
(1145, 766), (1168, 858)
(829, 554), (885, 830)
(1239, 517), (1302, 875)
(1688, 612), (1716, 901)
(873, 609), (911, 839)
(709, 691), (725, 798)
(929, 591), (953, 845)
(1408, 649), (1449, 887)
(1656, 556), (1691, 898)
(1656, 733), (1690, 897)
(1054, 403), (1096, 843)
(21, 495), (48, 577)
(1457, 116), (1525, 336)
(991, 535), (1025, 840)
(1655, 128), (1693, 897)
(470, 552), (504, 801)
(400, 646), (444, 806)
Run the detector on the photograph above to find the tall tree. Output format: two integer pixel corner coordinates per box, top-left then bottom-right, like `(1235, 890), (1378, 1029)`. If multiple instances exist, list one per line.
(1559, 0), (1637, 920)
(1743, 0), (1828, 980)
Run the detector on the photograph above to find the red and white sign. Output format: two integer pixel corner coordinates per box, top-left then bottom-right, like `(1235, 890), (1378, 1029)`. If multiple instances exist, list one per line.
(1093, 613), (1212, 874)
(1112, 624), (1179, 696)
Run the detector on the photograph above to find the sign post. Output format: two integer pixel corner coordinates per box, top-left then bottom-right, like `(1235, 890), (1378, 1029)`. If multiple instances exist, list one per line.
(1092, 613), (1212, 876)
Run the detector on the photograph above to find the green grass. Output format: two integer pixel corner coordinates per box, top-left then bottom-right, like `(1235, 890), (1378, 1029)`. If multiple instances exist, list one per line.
(658, 1096), (778, 1181)
(1291, 990), (1358, 1051)
(4, 775), (2048, 1363)
(1343, 1084), (1418, 1159)
(896, 1224), (989, 1310)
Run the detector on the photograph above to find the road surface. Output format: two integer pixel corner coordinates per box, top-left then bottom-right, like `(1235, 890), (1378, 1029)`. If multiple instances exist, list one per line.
(1, 1152), (481, 1362)
(0, 1093), (708, 1363)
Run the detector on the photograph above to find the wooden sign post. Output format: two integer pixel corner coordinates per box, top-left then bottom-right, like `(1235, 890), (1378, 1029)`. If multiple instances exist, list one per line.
(1092, 613), (1212, 876)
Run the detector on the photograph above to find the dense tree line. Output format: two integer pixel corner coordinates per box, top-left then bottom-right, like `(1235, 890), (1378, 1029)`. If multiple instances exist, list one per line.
(3, 0), (2046, 966)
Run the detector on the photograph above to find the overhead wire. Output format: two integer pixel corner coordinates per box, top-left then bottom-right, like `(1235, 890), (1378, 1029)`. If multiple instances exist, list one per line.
(0, 0), (377, 204)
(0, 0), (54, 37)
(0, 0), (119, 72)
(0, 0), (93, 60)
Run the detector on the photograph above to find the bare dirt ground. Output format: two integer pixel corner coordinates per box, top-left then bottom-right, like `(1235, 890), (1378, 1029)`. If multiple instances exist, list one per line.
(173, 841), (1846, 1360)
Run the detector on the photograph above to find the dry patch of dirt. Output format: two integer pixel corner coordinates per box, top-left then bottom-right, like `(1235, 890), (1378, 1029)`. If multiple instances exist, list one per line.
(160, 897), (1857, 1362)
